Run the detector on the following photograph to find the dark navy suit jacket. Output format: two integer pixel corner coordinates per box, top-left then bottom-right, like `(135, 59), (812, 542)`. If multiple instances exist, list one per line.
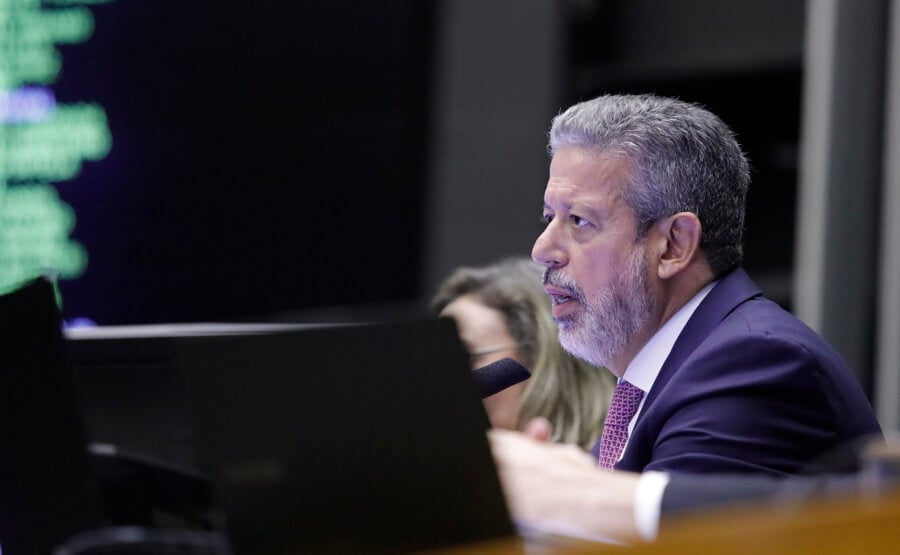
(609, 267), (882, 475)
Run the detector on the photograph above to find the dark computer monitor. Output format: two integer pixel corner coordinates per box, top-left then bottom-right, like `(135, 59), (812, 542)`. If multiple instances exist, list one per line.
(41, 1), (436, 326)
(66, 318), (514, 554)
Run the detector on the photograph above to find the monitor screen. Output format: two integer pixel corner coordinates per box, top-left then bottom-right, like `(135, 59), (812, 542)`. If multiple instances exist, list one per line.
(2, 1), (435, 325)
(65, 317), (515, 554)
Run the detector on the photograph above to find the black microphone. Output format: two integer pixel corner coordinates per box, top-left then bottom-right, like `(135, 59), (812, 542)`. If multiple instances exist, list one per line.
(472, 357), (531, 399)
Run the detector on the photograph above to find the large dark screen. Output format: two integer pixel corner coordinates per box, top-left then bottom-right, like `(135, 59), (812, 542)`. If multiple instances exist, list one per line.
(8, 1), (434, 325)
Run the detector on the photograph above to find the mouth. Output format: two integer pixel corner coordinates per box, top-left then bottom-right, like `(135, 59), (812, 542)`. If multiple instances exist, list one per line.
(543, 286), (578, 319)
(544, 285), (574, 303)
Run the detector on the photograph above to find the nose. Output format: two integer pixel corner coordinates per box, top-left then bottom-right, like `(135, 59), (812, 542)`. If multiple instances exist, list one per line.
(532, 224), (565, 268)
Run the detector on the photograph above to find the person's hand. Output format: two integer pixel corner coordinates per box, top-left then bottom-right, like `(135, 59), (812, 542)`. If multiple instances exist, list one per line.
(522, 416), (552, 442)
(488, 427), (641, 544)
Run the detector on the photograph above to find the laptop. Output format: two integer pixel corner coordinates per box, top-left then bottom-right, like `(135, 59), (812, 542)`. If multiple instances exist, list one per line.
(178, 317), (514, 555)
(0, 277), (106, 554)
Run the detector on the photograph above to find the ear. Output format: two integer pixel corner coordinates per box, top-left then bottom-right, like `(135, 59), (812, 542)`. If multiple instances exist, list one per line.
(654, 212), (702, 281)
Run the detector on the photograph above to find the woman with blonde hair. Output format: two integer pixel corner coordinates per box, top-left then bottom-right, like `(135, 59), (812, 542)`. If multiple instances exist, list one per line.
(432, 257), (613, 450)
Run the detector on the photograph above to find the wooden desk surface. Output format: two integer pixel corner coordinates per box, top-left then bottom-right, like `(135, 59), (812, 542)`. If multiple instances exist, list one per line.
(422, 488), (900, 555)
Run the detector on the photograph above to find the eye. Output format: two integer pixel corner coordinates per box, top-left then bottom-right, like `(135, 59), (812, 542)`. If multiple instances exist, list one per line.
(541, 213), (554, 225)
(570, 214), (590, 228)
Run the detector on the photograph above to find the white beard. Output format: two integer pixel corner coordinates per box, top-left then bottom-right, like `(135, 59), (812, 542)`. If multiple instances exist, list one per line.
(548, 247), (654, 368)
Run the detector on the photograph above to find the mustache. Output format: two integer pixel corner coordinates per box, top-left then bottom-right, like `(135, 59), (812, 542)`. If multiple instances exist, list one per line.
(541, 268), (585, 303)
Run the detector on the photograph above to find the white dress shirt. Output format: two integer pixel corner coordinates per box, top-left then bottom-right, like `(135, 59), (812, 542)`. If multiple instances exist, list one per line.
(617, 281), (717, 540)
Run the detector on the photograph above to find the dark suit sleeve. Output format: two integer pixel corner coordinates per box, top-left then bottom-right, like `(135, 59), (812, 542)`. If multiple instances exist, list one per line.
(661, 473), (787, 515)
(661, 472), (862, 517)
(642, 332), (842, 474)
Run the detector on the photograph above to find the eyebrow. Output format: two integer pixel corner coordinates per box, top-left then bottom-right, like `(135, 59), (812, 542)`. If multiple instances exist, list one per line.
(557, 200), (605, 221)
(542, 199), (572, 211)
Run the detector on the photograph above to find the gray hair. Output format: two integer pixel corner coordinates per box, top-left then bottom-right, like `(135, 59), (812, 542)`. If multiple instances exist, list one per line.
(549, 94), (750, 276)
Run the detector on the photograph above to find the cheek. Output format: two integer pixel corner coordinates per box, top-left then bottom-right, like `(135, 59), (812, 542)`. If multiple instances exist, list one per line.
(571, 249), (618, 293)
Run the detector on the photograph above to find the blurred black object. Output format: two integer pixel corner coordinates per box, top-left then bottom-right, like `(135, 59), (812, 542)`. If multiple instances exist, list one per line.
(0, 276), (106, 554)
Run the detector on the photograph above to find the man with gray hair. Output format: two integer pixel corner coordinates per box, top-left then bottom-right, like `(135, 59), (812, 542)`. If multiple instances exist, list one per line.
(488, 94), (881, 542)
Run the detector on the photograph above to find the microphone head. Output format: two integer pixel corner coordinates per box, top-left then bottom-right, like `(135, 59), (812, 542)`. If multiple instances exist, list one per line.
(471, 357), (531, 399)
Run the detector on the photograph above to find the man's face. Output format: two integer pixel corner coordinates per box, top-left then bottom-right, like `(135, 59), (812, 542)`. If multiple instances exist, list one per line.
(532, 148), (654, 373)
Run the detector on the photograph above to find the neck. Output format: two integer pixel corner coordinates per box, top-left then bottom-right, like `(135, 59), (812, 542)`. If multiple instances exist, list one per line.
(606, 328), (657, 379)
(656, 259), (716, 324)
(607, 264), (716, 379)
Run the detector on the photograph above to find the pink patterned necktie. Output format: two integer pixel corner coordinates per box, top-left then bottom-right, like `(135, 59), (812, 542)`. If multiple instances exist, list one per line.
(597, 380), (644, 470)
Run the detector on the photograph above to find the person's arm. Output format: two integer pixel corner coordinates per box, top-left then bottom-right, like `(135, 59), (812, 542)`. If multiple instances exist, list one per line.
(660, 472), (864, 517)
(489, 428), (870, 546)
(488, 429), (642, 544)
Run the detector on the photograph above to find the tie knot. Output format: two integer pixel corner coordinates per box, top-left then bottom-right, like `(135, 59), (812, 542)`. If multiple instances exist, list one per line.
(606, 380), (644, 428)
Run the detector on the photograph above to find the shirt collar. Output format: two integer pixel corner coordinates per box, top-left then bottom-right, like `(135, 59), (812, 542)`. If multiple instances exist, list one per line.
(622, 280), (718, 393)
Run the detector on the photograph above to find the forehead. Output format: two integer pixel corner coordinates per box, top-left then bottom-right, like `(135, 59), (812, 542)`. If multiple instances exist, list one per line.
(545, 148), (631, 208)
(439, 295), (512, 345)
